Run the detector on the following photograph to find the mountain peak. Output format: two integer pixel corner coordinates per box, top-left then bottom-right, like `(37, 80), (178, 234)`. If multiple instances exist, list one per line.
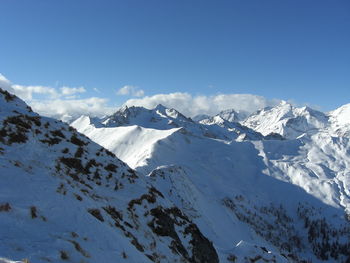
(217, 108), (248, 122)
(243, 102), (329, 138)
(154, 103), (167, 111)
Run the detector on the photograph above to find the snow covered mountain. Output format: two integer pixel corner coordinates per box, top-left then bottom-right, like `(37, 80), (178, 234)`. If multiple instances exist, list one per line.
(0, 89), (219, 263)
(328, 103), (350, 137)
(3, 86), (350, 262)
(71, 105), (272, 169)
(242, 101), (329, 139)
(241, 101), (350, 140)
(72, 101), (350, 262)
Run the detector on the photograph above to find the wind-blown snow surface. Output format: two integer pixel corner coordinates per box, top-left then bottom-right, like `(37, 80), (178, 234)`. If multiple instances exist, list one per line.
(72, 102), (350, 262)
(0, 89), (219, 263)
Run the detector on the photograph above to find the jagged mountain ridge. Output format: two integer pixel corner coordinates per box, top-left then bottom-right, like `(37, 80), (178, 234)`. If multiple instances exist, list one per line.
(72, 101), (350, 262)
(73, 104), (267, 144)
(71, 104), (270, 170)
(0, 89), (219, 263)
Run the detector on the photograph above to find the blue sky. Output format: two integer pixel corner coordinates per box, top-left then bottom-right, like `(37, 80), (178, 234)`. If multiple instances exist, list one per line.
(0, 0), (349, 118)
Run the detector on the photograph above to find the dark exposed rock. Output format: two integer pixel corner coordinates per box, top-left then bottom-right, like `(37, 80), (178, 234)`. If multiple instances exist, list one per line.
(105, 163), (118, 172)
(60, 157), (85, 173)
(70, 134), (86, 146)
(184, 223), (219, 263)
(149, 206), (219, 263)
(0, 88), (16, 102)
(149, 207), (189, 260)
(88, 208), (104, 222)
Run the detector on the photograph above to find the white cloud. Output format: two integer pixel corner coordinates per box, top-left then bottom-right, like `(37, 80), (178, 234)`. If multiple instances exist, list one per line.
(60, 86), (86, 96)
(117, 85), (145, 97)
(0, 73), (114, 122)
(0, 74), (12, 90)
(11, 84), (59, 100)
(30, 97), (115, 123)
(1, 74), (61, 100)
(0, 74), (87, 101)
(0, 73), (285, 122)
(124, 92), (281, 117)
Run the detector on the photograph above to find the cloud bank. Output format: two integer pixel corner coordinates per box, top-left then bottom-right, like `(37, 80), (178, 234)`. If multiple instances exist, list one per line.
(60, 86), (86, 96)
(124, 92), (281, 117)
(1, 74), (59, 100)
(32, 97), (114, 123)
(1, 73), (284, 122)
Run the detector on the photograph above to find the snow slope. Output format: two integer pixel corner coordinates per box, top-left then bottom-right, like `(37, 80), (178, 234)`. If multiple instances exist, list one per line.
(73, 116), (181, 169)
(72, 102), (350, 262)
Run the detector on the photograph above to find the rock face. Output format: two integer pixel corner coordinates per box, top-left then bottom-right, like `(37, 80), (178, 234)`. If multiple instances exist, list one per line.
(148, 206), (219, 263)
(0, 88), (218, 263)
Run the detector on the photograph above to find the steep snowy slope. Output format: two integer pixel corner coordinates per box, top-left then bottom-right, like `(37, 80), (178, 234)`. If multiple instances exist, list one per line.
(242, 101), (329, 139)
(72, 115), (181, 169)
(145, 130), (350, 260)
(253, 133), (350, 213)
(72, 101), (350, 262)
(0, 89), (219, 263)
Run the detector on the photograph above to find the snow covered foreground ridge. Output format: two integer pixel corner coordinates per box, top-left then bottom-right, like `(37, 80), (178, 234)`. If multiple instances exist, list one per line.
(1, 86), (350, 263)
(72, 100), (350, 262)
